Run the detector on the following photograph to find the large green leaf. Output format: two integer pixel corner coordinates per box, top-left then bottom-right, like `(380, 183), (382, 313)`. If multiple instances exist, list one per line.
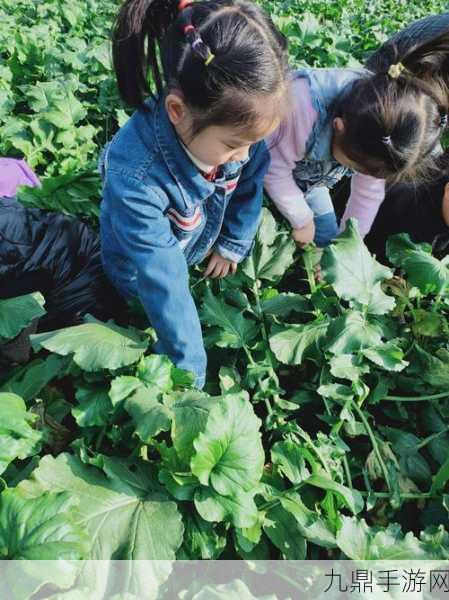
(31, 317), (149, 371)
(0, 487), (88, 559)
(0, 292), (46, 342)
(18, 453), (184, 560)
(387, 233), (449, 295)
(271, 440), (310, 485)
(200, 289), (259, 349)
(325, 312), (382, 355)
(261, 293), (312, 317)
(264, 504), (307, 559)
(306, 474), (364, 515)
(0, 392), (42, 474)
(125, 388), (172, 442)
(329, 354), (369, 380)
(109, 375), (142, 406)
(0, 488), (87, 600)
(136, 355), (174, 392)
(191, 393), (264, 496)
(336, 516), (430, 559)
(269, 318), (329, 365)
(72, 386), (113, 427)
(322, 219), (395, 314)
(170, 391), (216, 464)
(362, 342), (408, 372)
(194, 487), (259, 528)
(109, 355), (187, 409)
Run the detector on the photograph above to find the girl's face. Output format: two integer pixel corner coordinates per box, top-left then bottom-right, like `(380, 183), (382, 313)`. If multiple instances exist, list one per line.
(166, 92), (281, 167)
(185, 123), (280, 166)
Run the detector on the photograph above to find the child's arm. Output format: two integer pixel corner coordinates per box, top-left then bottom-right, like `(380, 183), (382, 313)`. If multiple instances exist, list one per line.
(214, 140), (271, 263)
(264, 77), (317, 239)
(104, 170), (207, 388)
(0, 158), (40, 197)
(339, 172), (386, 238)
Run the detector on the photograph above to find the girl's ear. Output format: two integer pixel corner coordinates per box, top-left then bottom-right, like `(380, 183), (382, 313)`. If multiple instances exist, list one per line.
(165, 92), (189, 125)
(333, 117), (345, 134)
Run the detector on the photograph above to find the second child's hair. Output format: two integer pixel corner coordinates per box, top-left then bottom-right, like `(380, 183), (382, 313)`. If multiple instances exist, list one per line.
(333, 31), (449, 182)
(112, 0), (290, 135)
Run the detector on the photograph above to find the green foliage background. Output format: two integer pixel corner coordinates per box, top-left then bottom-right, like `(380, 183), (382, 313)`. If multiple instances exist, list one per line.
(2, 0), (449, 595)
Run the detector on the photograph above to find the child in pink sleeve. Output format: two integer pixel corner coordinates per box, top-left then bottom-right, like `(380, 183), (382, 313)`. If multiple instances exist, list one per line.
(266, 75), (385, 245)
(0, 158), (40, 198)
(265, 58), (448, 246)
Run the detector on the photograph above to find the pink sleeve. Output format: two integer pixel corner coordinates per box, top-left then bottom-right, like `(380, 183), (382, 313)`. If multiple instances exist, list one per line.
(264, 78), (318, 228)
(340, 172), (386, 238)
(0, 158), (40, 198)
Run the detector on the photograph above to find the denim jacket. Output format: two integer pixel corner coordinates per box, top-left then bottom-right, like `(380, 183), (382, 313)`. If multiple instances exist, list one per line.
(99, 95), (270, 388)
(292, 67), (368, 193)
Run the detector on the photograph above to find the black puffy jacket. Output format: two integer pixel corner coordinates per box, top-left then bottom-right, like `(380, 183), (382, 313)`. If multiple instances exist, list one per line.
(0, 196), (126, 331)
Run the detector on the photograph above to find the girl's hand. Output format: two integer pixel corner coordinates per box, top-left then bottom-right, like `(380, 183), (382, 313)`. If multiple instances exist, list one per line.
(292, 220), (315, 246)
(204, 251), (237, 278)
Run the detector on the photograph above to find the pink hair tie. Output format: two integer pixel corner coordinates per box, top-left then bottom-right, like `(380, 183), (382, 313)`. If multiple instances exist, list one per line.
(178, 0), (193, 11)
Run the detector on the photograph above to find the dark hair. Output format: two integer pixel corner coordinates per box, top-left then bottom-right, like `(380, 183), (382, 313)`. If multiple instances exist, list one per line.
(112, 0), (289, 135)
(333, 32), (449, 183)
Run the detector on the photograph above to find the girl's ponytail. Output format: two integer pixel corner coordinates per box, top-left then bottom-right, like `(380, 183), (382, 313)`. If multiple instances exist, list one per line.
(113, 0), (179, 107)
(366, 14), (449, 80)
(112, 0), (289, 135)
(334, 16), (449, 183)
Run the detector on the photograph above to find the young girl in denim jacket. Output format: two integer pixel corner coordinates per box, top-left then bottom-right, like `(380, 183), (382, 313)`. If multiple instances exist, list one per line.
(100, 0), (289, 387)
(265, 14), (449, 247)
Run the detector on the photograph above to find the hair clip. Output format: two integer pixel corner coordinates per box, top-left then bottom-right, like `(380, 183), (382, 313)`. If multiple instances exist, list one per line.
(204, 52), (215, 66)
(388, 62), (405, 79)
(382, 135), (392, 146)
(191, 38), (202, 51)
(440, 113), (448, 128)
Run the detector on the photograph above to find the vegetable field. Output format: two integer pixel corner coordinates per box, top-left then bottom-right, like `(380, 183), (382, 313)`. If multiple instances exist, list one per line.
(2, 0), (449, 583)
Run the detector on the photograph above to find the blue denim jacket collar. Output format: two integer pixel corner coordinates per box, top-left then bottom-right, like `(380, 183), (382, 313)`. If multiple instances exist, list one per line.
(153, 95), (250, 207)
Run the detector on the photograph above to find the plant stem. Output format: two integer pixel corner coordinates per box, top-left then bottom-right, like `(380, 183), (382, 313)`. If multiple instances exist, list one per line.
(247, 255), (281, 403)
(261, 485), (432, 513)
(384, 391), (449, 402)
(417, 425), (449, 450)
(350, 399), (392, 493)
(243, 345), (257, 366)
(243, 338), (273, 415)
(359, 491), (431, 500)
(259, 482), (306, 511)
(343, 456), (353, 489)
(303, 247), (317, 294)
(95, 425), (107, 452)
